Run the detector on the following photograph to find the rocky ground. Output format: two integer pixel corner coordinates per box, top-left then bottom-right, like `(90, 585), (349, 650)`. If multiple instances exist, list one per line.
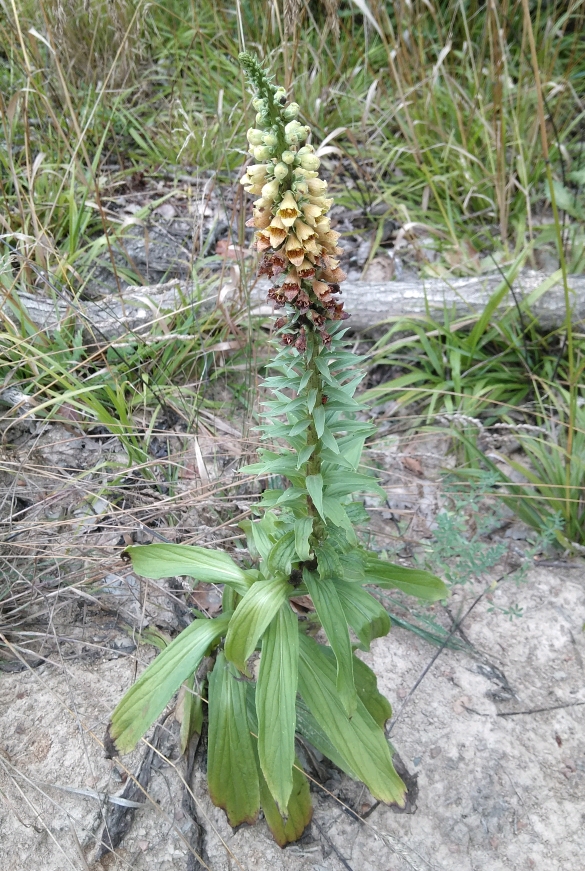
(1, 507), (583, 870)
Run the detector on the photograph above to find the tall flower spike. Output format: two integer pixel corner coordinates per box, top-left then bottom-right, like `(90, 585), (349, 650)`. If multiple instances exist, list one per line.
(239, 52), (348, 346)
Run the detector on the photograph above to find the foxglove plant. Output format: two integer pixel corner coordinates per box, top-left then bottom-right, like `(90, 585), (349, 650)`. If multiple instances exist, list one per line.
(107, 54), (447, 845)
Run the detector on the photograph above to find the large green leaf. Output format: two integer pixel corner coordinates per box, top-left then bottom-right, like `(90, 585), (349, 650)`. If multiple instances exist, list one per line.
(256, 603), (299, 813)
(295, 697), (359, 780)
(208, 653), (260, 827)
(177, 674), (204, 755)
(126, 544), (251, 595)
(258, 757), (313, 847)
(314, 541), (343, 579)
(314, 644), (392, 729)
(109, 613), (230, 754)
(225, 576), (290, 673)
(364, 556), (448, 601)
(304, 573), (356, 717)
(298, 634), (405, 805)
(335, 579), (390, 650)
(352, 656), (393, 728)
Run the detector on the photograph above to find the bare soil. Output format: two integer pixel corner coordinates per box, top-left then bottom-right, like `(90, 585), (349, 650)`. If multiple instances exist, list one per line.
(1, 559), (583, 871)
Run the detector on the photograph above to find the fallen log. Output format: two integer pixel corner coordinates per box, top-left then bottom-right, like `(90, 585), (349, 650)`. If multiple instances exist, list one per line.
(3, 270), (584, 341)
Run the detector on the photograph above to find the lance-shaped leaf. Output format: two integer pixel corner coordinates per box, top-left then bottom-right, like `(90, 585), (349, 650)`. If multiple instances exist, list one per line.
(295, 697), (359, 780)
(364, 556), (448, 601)
(225, 576), (290, 673)
(314, 541), (342, 579)
(176, 674), (204, 755)
(305, 474), (324, 520)
(304, 573), (356, 717)
(298, 633), (405, 805)
(335, 579), (390, 651)
(352, 655), (393, 728)
(126, 544), (251, 596)
(308, 643), (392, 728)
(294, 516), (313, 561)
(256, 603), (298, 813)
(323, 470), (385, 499)
(258, 757), (312, 847)
(266, 530), (296, 575)
(312, 404), (326, 437)
(108, 613), (230, 754)
(322, 497), (357, 544)
(208, 652), (260, 826)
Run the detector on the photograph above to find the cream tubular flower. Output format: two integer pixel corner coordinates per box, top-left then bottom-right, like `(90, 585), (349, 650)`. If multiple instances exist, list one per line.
(285, 233), (305, 267)
(276, 191), (302, 227)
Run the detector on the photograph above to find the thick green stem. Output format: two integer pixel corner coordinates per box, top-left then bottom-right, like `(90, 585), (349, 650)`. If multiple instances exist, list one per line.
(303, 330), (326, 545)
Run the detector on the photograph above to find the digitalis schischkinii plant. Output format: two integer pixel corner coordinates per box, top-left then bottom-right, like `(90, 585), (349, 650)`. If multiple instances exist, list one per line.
(107, 55), (447, 846)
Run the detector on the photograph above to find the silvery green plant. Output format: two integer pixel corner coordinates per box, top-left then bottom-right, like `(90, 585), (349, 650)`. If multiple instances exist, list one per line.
(107, 54), (447, 845)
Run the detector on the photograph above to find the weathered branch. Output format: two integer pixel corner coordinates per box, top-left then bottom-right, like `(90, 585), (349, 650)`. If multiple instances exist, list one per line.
(3, 270), (585, 342)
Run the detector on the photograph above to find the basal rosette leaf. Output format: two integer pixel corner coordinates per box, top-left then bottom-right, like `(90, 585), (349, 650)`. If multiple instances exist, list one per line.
(258, 757), (312, 847)
(225, 576), (291, 673)
(108, 613), (230, 754)
(208, 652), (260, 826)
(364, 555), (448, 601)
(256, 602), (299, 813)
(334, 579), (391, 651)
(298, 633), (405, 805)
(351, 654), (393, 728)
(126, 543), (252, 596)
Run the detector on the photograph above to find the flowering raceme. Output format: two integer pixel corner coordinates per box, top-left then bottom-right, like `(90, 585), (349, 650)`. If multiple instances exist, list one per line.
(239, 53), (348, 350)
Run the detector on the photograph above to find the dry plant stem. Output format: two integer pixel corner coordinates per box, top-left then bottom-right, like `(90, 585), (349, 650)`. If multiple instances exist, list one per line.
(520, 0), (576, 524)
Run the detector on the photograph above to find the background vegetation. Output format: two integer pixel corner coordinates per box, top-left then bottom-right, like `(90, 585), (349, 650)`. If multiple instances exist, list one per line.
(1, 0), (585, 626)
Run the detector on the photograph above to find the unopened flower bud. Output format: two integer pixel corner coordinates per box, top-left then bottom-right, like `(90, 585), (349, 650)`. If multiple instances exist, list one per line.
(307, 177), (327, 195)
(247, 128), (265, 145)
(297, 144), (314, 156)
(294, 181), (308, 195)
(261, 179), (280, 201)
(253, 145), (272, 161)
(283, 102), (300, 120)
(285, 120), (304, 138)
(281, 150), (296, 164)
(248, 164), (268, 183)
(273, 162), (289, 181)
(252, 98), (265, 111)
(300, 153), (320, 171)
(262, 132), (278, 147)
(256, 112), (267, 126)
(274, 87), (287, 102)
